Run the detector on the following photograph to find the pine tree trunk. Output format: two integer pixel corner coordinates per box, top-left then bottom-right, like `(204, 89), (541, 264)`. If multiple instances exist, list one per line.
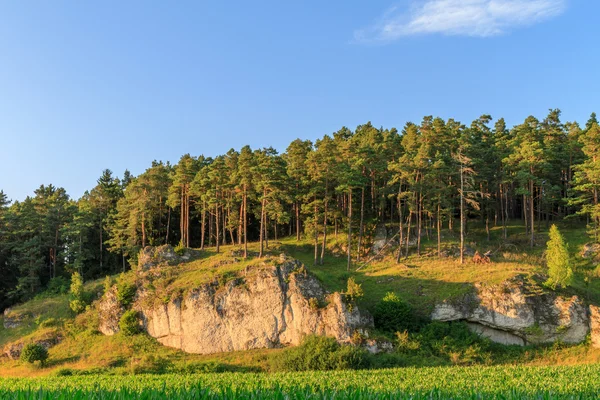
(347, 190), (352, 271)
(356, 186), (365, 261)
(396, 185), (404, 263)
(200, 204), (206, 250)
(314, 199), (318, 266)
(529, 178), (535, 248)
(320, 183), (328, 265)
(244, 187), (248, 258)
(215, 201), (220, 253)
(259, 190), (266, 258)
(460, 162), (465, 265)
(437, 202), (441, 258)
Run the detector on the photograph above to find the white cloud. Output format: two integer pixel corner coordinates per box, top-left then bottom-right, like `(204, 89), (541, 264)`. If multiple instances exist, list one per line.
(354, 0), (567, 42)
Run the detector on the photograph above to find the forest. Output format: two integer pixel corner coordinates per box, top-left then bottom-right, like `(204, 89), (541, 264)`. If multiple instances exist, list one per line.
(1, 109), (599, 311)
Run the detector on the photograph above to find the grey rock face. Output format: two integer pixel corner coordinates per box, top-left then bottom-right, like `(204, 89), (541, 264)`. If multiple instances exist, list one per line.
(97, 287), (124, 336)
(432, 276), (589, 345)
(137, 259), (372, 354)
(3, 308), (25, 329)
(589, 305), (600, 348)
(98, 254), (373, 354)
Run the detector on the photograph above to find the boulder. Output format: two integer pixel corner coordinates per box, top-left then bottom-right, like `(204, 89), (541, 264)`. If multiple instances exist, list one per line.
(97, 287), (124, 336)
(432, 276), (589, 345)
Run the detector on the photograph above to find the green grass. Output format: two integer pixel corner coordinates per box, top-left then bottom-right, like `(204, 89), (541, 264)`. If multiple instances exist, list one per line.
(3, 365), (600, 398)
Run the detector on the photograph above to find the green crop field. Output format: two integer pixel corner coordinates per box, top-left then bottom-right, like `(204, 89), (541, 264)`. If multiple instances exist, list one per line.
(1, 365), (600, 399)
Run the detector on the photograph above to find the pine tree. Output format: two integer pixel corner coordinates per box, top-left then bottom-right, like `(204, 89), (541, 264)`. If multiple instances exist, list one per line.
(545, 224), (573, 289)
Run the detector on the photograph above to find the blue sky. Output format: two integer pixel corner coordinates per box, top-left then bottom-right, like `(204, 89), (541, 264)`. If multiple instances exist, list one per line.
(0, 0), (597, 202)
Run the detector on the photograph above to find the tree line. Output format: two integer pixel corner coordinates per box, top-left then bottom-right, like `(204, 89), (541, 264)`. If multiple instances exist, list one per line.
(1, 109), (599, 309)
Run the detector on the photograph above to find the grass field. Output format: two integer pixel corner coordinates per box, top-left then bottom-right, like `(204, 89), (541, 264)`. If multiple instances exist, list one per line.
(2, 364), (600, 399)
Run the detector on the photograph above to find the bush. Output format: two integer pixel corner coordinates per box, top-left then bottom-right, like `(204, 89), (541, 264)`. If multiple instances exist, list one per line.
(270, 335), (367, 371)
(174, 240), (186, 256)
(545, 225), (573, 289)
(373, 292), (421, 333)
(119, 310), (141, 336)
(69, 272), (87, 314)
(20, 343), (48, 366)
(103, 276), (113, 295)
(117, 273), (137, 306)
(46, 277), (69, 295)
(38, 318), (60, 328)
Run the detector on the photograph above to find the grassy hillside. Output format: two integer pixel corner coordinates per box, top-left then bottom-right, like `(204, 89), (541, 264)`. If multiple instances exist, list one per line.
(1, 220), (600, 376)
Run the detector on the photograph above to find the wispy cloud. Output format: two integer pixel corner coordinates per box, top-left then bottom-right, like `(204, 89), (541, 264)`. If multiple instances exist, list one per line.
(354, 0), (567, 42)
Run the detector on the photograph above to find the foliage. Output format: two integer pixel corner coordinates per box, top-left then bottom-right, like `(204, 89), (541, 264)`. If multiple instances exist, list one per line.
(345, 277), (364, 306)
(117, 273), (137, 307)
(103, 275), (113, 295)
(46, 277), (69, 295)
(270, 335), (367, 371)
(174, 240), (186, 256)
(373, 292), (422, 333)
(119, 310), (141, 336)
(69, 272), (86, 314)
(545, 225), (574, 289)
(19, 343), (48, 366)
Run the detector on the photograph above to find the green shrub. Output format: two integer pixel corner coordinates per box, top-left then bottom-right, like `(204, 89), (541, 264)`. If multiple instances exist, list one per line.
(545, 224), (573, 289)
(271, 335), (367, 371)
(54, 368), (75, 376)
(373, 292), (421, 333)
(38, 318), (60, 328)
(20, 343), (48, 366)
(103, 276), (113, 295)
(119, 310), (141, 336)
(117, 273), (137, 306)
(174, 240), (186, 256)
(46, 276), (69, 295)
(69, 272), (87, 314)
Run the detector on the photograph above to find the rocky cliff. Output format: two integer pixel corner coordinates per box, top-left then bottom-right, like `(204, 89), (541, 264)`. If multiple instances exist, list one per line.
(432, 275), (591, 346)
(97, 248), (373, 354)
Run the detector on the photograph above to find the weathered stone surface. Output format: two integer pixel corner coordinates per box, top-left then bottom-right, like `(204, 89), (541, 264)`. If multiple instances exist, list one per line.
(466, 322), (526, 346)
(4, 331), (62, 360)
(432, 276), (589, 345)
(97, 287), (124, 336)
(138, 245), (201, 271)
(133, 258), (372, 354)
(589, 305), (600, 348)
(3, 308), (26, 329)
(364, 339), (394, 354)
(581, 243), (600, 260)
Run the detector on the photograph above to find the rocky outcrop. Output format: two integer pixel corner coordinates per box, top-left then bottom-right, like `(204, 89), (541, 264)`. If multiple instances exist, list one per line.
(96, 250), (373, 354)
(97, 287), (124, 336)
(138, 245), (201, 271)
(432, 276), (589, 346)
(130, 257), (372, 354)
(4, 331), (62, 360)
(3, 308), (26, 329)
(589, 305), (600, 348)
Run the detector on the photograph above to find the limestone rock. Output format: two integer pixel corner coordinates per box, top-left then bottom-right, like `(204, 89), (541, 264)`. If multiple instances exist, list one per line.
(138, 245), (201, 271)
(364, 339), (394, 354)
(97, 287), (124, 336)
(432, 276), (589, 345)
(581, 243), (600, 260)
(134, 259), (373, 354)
(4, 331), (62, 360)
(589, 305), (600, 348)
(3, 308), (26, 329)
